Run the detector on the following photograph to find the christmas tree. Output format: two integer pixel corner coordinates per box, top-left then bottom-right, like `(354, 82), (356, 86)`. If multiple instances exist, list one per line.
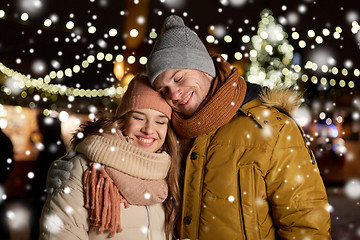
(246, 9), (297, 89)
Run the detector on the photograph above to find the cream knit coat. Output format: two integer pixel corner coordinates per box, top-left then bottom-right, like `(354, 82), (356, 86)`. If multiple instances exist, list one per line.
(39, 135), (171, 240)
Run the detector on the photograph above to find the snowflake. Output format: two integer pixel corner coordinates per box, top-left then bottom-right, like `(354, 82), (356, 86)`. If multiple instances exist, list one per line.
(63, 187), (71, 194)
(344, 179), (360, 199)
(65, 206), (74, 214)
(140, 226), (148, 234)
(144, 192), (151, 199)
(42, 213), (64, 234)
(325, 203), (334, 213)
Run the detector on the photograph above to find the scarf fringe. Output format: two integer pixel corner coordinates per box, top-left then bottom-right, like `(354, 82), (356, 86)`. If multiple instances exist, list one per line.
(84, 162), (130, 238)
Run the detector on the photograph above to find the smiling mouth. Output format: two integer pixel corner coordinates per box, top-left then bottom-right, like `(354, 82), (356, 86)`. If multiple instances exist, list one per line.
(179, 92), (193, 105)
(137, 137), (155, 144)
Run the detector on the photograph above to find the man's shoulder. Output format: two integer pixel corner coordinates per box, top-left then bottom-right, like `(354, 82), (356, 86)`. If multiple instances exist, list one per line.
(236, 101), (290, 127)
(240, 87), (302, 116)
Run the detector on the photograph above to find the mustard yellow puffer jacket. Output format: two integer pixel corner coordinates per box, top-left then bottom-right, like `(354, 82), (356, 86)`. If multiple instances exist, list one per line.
(178, 89), (332, 240)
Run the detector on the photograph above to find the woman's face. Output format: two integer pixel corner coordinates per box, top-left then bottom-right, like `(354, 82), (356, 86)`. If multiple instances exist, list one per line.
(123, 109), (169, 153)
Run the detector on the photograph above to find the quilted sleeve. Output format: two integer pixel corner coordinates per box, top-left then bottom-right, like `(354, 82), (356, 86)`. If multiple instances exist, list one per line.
(39, 156), (90, 240)
(265, 117), (332, 240)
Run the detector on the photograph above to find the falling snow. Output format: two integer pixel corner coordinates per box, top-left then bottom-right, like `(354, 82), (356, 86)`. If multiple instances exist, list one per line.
(0, 0), (359, 238)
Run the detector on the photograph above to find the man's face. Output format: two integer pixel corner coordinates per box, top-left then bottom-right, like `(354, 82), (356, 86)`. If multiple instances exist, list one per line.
(154, 69), (213, 117)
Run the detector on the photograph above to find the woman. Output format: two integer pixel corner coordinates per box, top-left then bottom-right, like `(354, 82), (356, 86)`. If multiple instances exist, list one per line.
(39, 75), (181, 240)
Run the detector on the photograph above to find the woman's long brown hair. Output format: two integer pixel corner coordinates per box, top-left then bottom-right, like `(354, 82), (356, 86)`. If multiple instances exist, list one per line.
(71, 113), (181, 240)
(161, 123), (181, 240)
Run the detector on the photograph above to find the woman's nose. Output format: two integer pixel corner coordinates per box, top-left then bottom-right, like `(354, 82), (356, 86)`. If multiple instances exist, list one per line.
(141, 121), (155, 135)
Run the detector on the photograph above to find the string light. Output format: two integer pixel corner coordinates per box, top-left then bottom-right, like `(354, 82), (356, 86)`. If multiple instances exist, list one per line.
(1, 52), (146, 87)
(351, 21), (360, 34)
(20, 13), (29, 21)
(0, 62), (127, 99)
(302, 61), (360, 78)
(44, 19), (52, 27)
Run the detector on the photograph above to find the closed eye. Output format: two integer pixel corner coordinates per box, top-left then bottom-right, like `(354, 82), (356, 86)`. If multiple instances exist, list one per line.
(133, 116), (144, 121)
(174, 76), (183, 82)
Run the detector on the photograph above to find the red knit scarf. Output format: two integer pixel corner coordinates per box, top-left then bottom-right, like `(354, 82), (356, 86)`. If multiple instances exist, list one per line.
(172, 55), (247, 138)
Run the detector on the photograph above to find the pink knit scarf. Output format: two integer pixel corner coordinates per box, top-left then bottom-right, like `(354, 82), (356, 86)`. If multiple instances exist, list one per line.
(84, 162), (168, 238)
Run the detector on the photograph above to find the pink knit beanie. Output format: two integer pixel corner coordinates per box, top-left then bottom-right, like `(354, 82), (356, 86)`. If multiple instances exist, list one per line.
(115, 75), (172, 120)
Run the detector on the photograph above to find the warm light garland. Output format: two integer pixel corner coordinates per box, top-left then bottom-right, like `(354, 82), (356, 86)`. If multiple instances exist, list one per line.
(0, 7), (359, 106)
(0, 62), (127, 99)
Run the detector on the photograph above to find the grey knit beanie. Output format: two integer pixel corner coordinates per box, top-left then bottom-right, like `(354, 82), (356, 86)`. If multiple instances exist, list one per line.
(146, 15), (216, 86)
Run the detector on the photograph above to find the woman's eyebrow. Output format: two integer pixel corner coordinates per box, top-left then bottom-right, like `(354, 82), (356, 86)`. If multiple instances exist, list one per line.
(133, 111), (168, 119)
(132, 110), (145, 115)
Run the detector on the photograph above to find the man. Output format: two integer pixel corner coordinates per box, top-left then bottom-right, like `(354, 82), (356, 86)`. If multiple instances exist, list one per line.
(145, 15), (331, 239)
(48, 15), (332, 239)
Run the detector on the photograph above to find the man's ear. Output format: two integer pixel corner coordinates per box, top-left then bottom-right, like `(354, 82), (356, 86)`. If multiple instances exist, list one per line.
(203, 72), (214, 83)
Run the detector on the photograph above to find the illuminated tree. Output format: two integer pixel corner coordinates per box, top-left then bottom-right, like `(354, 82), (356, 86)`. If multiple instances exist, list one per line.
(246, 9), (298, 89)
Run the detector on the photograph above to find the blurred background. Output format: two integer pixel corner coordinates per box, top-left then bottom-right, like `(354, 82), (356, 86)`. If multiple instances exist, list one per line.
(0, 0), (360, 239)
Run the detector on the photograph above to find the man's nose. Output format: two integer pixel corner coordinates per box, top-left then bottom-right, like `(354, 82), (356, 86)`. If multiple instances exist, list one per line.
(168, 86), (183, 101)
